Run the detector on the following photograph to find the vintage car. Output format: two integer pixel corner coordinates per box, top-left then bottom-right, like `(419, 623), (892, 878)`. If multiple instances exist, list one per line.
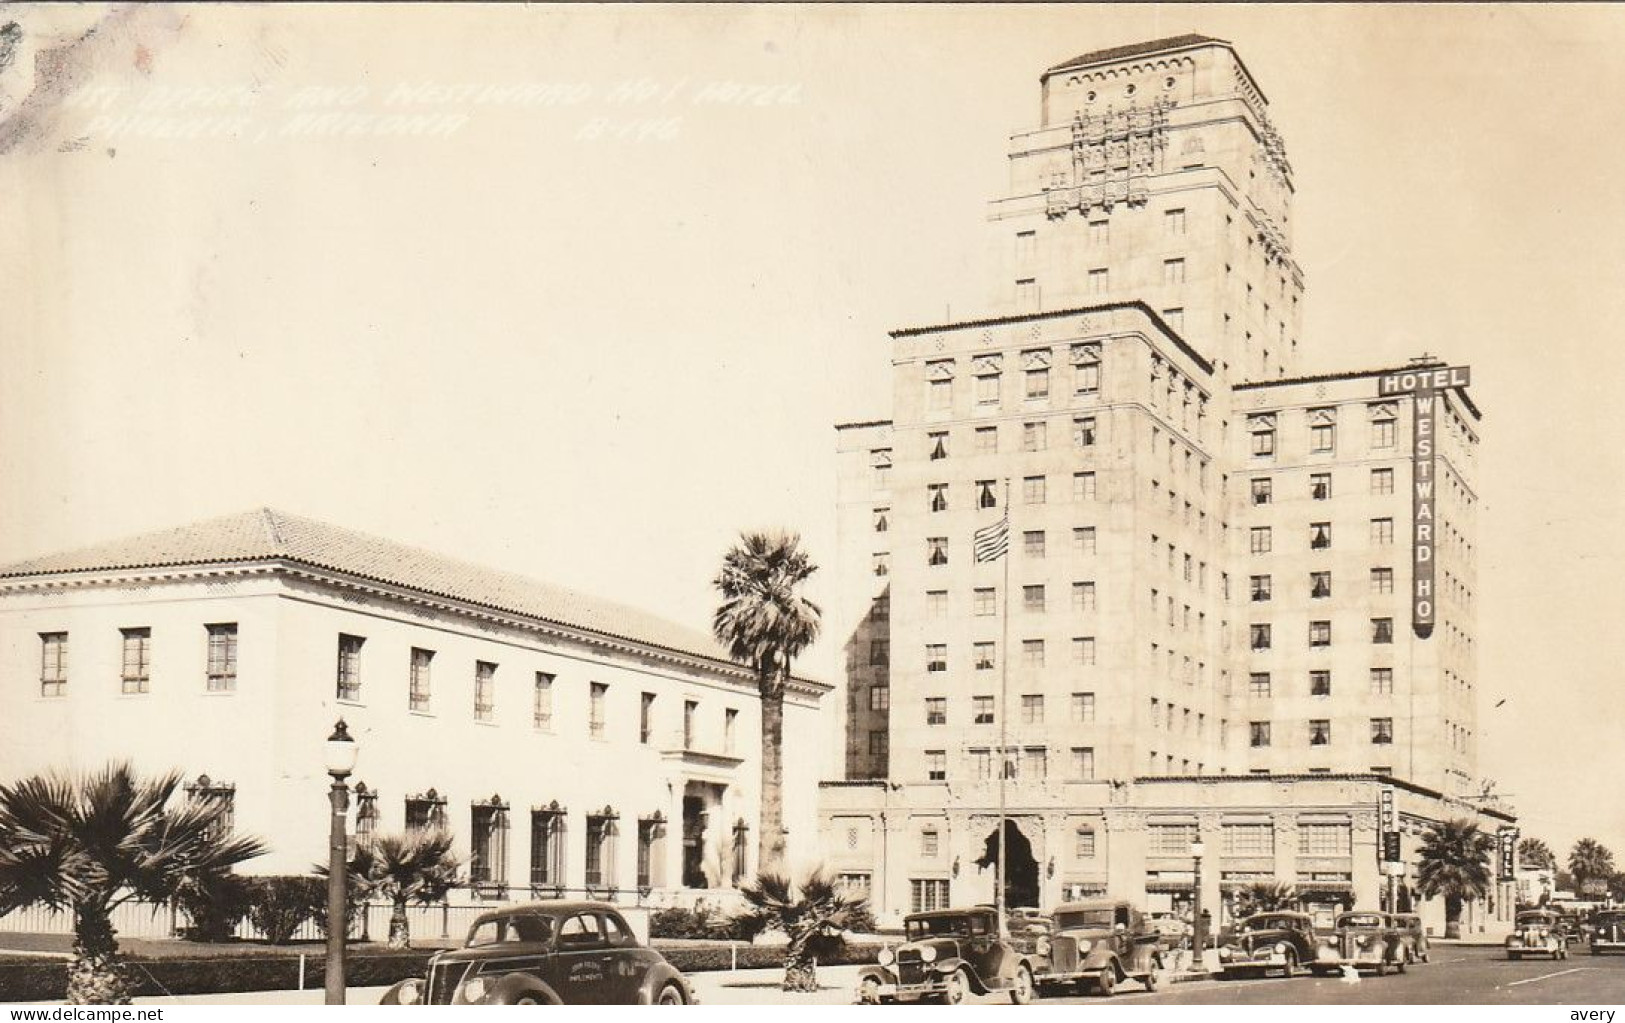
(1146, 912), (1193, 948)
(1590, 910), (1625, 955)
(1027, 900), (1168, 997)
(1310, 912), (1407, 975)
(856, 906), (1043, 1004)
(1216, 912), (1320, 978)
(379, 901), (694, 1005)
(1506, 909), (1569, 960)
(1389, 913), (1432, 964)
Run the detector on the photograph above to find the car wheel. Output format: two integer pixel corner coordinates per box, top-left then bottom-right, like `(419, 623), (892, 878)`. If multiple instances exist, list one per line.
(1507, 952), (1520, 961)
(1278, 950), (1298, 979)
(1375, 958), (1390, 977)
(1009, 965), (1034, 1005)
(515, 996), (541, 1006)
(858, 977), (882, 1005)
(941, 968), (971, 1005)
(655, 983), (686, 1006)
(1096, 965), (1116, 997)
(1142, 965), (1162, 993)
(1395, 952), (1407, 975)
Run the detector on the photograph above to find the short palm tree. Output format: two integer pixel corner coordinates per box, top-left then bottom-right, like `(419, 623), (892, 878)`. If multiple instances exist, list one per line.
(1415, 819), (1494, 939)
(1228, 881), (1299, 920)
(1567, 838), (1616, 898)
(335, 830), (460, 948)
(0, 764), (267, 1004)
(1518, 837), (1557, 872)
(737, 871), (868, 992)
(712, 531), (822, 878)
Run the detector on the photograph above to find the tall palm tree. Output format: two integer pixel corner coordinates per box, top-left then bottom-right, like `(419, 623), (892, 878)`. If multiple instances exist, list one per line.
(712, 531), (822, 878)
(332, 830), (460, 948)
(0, 763), (266, 1004)
(1415, 819), (1494, 939)
(1518, 837), (1557, 872)
(737, 871), (868, 992)
(1567, 838), (1616, 898)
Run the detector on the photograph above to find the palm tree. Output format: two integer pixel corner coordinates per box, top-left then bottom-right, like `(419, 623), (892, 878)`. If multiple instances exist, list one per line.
(0, 763), (266, 1004)
(334, 830), (460, 949)
(737, 871), (868, 992)
(1518, 837), (1557, 872)
(712, 531), (822, 878)
(1415, 819), (1495, 939)
(1227, 881), (1299, 920)
(1567, 838), (1616, 898)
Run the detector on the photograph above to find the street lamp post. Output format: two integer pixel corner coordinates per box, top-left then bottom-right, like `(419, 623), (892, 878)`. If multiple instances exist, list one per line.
(324, 719), (359, 1006)
(1190, 840), (1206, 961)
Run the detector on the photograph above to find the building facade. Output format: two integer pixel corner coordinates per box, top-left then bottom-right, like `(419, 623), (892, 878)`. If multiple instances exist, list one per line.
(0, 508), (829, 906)
(822, 35), (1508, 934)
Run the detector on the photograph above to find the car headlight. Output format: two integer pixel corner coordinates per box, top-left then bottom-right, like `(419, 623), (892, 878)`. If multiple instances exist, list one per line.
(1036, 937), (1051, 955)
(458, 977), (488, 1003)
(1218, 948), (1232, 960)
(919, 945), (939, 963)
(1274, 943), (1288, 954)
(878, 947), (895, 967)
(397, 980), (422, 1005)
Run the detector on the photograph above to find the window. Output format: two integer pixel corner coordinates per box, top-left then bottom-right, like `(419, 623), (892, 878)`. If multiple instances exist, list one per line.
(474, 661), (497, 722)
(970, 747), (992, 780)
(928, 376), (952, 411)
(529, 808), (567, 889)
(1372, 418), (1396, 449)
(1074, 360), (1100, 395)
(1023, 747), (1049, 780)
(1022, 421), (1047, 451)
(928, 431), (948, 461)
(120, 628), (151, 695)
(869, 639), (889, 666)
(1370, 668), (1394, 695)
(1371, 568), (1394, 594)
(408, 647), (433, 712)
(1371, 718), (1395, 745)
(927, 537), (948, 566)
(1165, 207), (1186, 235)
(973, 641), (995, 671)
(1251, 478), (1272, 505)
(1072, 581), (1097, 612)
(1088, 267), (1109, 295)
(872, 507), (889, 533)
(925, 750), (947, 783)
(1311, 571), (1332, 599)
(1148, 823), (1198, 855)
(1026, 367), (1050, 400)
(928, 483), (948, 513)
(922, 590), (947, 617)
(1252, 426), (1276, 457)
(1066, 476), (1093, 511)
(355, 785), (378, 843)
(1310, 422), (1335, 453)
(1016, 278), (1040, 310)
(1015, 229), (1036, 260)
(1073, 417), (1097, 448)
(640, 693), (658, 744)
(1298, 823), (1352, 856)
(1223, 823), (1275, 856)
(1249, 672), (1272, 698)
(1071, 692), (1096, 722)
(1251, 575), (1272, 602)
(837, 872), (873, 898)
(185, 777), (236, 839)
(1308, 720), (1331, 746)
(973, 588), (996, 616)
(1310, 670), (1332, 696)
(1023, 585), (1046, 612)
(1162, 258), (1186, 285)
(1072, 636), (1096, 666)
(405, 791), (447, 833)
(976, 372), (1001, 406)
(975, 425), (997, 453)
(1372, 618), (1395, 644)
(1162, 307), (1185, 331)
(869, 730), (888, 758)
(911, 879), (950, 913)
(869, 685), (890, 711)
(584, 811), (618, 889)
(1250, 527), (1272, 555)
(332, 634), (365, 702)
(925, 696), (947, 725)
(589, 682), (608, 739)
(1367, 520), (1396, 550)
(197, 623), (239, 693)
(470, 799), (510, 888)
(1371, 468), (1395, 495)
(1088, 219), (1109, 245)
(873, 553), (889, 578)
(1022, 639), (1045, 668)
(1310, 473), (1331, 500)
(636, 817), (662, 889)
(1072, 747), (1096, 781)
(1023, 529), (1046, 556)
(977, 479), (998, 509)
(1250, 721), (1271, 748)
(724, 708), (738, 754)
(1310, 523), (1332, 550)
(919, 825), (941, 857)
(925, 645), (947, 673)
(973, 695), (995, 725)
(1250, 624), (1271, 650)
(1021, 694), (1044, 725)
(1309, 621), (1331, 647)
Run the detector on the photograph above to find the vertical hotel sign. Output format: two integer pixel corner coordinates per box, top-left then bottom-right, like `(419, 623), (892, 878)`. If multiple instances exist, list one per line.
(1376, 365), (1472, 640)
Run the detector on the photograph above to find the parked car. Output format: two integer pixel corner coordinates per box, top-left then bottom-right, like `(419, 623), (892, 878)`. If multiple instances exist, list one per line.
(379, 902), (694, 1005)
(1506, 909), (1569, 961)
(1589, 910), (1625, 956)
(1146, 912), (1193, 948)
(856, 906), (1042, 1005)
(1028, 900), (1168, 997)
(1310, 912), (1406, 975)
(1389, 913), (1432, 964)
(1216, 912), (1320, 978)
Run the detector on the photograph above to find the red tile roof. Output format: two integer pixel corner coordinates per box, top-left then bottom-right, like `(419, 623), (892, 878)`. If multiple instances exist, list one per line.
(1047, 34), (1226, 74)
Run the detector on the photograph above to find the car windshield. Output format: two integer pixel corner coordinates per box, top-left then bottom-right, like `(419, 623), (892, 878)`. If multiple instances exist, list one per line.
(1338, 914), (1385, 929)
(1243, 915), (1301, 932)
(466, 915), (553, 948)
(1053, 909), (1115, 929)
(1517, 913), (1554, 925)
(907, 916), (978, 940)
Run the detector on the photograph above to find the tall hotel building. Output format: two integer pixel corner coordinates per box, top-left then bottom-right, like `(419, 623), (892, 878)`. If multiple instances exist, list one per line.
(822, 35), (1511, 933)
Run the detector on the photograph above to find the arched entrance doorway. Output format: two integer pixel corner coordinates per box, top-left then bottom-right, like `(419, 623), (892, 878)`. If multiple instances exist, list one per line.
(975, 819), (1040, 910)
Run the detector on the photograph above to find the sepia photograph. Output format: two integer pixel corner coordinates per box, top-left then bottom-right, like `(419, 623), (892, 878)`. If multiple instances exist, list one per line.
(2, 2), (1623, 1009)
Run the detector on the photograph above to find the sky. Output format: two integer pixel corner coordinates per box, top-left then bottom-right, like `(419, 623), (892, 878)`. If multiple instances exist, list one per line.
(2, 4), (1623, 863)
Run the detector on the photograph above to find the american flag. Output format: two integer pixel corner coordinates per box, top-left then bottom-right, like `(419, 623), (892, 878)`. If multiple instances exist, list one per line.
(973, 513), (1009, 563)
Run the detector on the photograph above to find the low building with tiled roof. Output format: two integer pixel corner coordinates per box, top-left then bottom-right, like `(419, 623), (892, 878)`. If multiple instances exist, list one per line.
(0, 509), (830, 914)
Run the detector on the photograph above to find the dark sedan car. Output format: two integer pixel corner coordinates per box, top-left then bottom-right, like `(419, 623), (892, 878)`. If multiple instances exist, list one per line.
(1216, 912), (1320, 979)
(1591, 911), (1625, 955)
(380, 901), (694, 1005)
(856, 906), (1042, 1004)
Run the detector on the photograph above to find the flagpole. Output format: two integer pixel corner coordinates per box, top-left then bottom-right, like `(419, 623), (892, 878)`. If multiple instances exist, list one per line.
(997, 477), (1010, 940)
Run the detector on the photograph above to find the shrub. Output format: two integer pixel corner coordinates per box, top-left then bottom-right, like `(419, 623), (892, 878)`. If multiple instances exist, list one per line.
(245, 876), (323, 944)
(175, 874), (254, 942)
(650, 906), (717, 940)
